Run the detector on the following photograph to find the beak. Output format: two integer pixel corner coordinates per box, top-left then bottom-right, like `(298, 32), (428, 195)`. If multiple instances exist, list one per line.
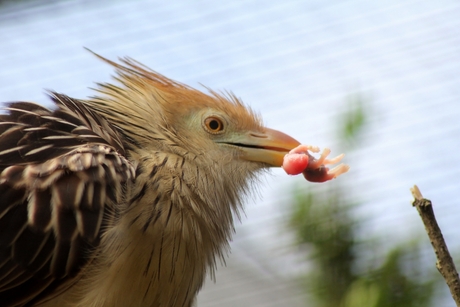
(227, 127), (301, 167)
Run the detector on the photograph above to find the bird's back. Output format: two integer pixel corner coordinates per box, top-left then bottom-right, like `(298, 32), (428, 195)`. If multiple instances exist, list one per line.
(0, 94), (134, 306)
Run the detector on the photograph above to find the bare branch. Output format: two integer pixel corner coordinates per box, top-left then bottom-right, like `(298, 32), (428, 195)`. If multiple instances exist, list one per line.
(411, 185), (460, 306)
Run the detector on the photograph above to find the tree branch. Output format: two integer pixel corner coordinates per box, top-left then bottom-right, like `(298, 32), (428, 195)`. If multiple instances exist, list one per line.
(411, 185), (460, 306)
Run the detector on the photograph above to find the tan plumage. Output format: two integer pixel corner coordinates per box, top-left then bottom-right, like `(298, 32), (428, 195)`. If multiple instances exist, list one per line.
(0, 53), (304, 306)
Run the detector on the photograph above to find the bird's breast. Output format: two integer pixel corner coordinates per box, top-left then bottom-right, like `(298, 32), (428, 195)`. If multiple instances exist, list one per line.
(67, 153), (233, 306)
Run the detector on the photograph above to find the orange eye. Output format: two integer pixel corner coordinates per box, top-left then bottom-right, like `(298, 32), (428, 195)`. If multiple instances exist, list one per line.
(204, 117), (224, 133)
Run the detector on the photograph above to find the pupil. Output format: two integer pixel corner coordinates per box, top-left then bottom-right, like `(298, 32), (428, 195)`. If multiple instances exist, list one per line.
(209, 120), (219, 130)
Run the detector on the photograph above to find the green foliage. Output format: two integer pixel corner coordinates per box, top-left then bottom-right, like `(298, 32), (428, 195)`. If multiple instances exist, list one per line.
(288, 93), (438, 307)
(337, 93), (369, 149)
(341, 246), (435, 307)
(290, 186), (357, 307)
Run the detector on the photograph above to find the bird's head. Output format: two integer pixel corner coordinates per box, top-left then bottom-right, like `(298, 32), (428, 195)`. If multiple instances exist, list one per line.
(86, 54), (300, 173)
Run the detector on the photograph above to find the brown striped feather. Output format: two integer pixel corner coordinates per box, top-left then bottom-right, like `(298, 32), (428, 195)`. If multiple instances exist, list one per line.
(0, 96), (135, 306)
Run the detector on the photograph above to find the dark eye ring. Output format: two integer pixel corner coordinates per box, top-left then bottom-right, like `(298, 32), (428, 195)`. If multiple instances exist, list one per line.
(204, 116), (224, 134)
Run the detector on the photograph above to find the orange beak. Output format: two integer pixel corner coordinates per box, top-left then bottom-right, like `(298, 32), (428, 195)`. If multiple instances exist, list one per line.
(228, 127), (301, 167)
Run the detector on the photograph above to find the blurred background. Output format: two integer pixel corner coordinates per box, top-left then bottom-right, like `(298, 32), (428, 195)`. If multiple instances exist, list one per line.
(1, 0), (459, 306)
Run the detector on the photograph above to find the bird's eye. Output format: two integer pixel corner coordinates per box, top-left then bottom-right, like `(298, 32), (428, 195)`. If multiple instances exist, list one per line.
(204, 116), (224, 134)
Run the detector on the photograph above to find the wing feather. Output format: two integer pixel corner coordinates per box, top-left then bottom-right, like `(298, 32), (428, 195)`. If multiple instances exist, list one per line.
(0, 93), (135, 306)
(28, 190), (53, 231)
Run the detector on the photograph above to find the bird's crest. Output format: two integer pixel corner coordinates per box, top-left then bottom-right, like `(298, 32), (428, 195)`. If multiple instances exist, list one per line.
(84, 50), (262, 148)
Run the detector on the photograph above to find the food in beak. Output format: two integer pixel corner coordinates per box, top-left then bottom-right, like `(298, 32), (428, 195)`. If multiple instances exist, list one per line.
(282, 145), (350, 183)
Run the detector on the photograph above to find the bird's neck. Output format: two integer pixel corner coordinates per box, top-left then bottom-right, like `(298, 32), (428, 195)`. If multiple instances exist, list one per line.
(71, 151), (247, 306)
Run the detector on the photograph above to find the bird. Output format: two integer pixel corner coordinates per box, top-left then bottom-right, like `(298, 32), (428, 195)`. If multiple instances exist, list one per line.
(0, 53), (347, 307)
